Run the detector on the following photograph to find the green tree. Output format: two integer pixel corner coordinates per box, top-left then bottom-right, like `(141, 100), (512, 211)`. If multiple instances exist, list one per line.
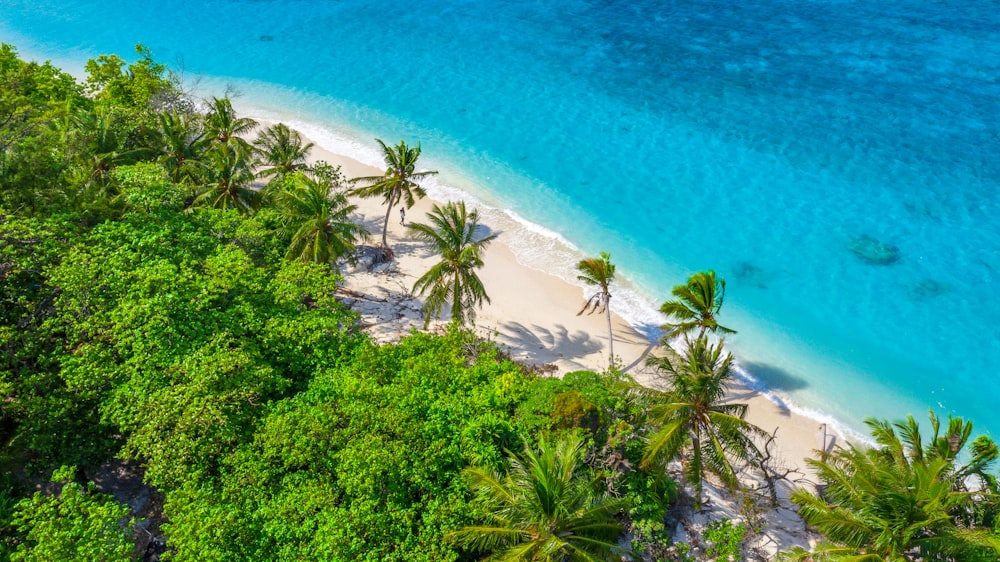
(9, 466), (135, 562)
(190, 142), (257, 213)
(67, 106), (146, 198)
(350, 139), (437, 252)
(642, 336), (766, 508)
(659, 270), (735, 340)
(203, 96), (257, 154)
(277, 171), (368, 270)
(576, 251), (616, 367)
(448, 433), (631, 561)
(83, 43), (181, 112)
(781, 412), (1000, 561)
(410, 201), (497, 327)
(152, 108), (207, 185)
(254, 122), (313, 186)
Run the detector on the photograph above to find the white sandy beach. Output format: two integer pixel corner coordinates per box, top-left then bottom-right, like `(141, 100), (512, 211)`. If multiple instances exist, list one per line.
(256, 118), (829, 551)
(277, 122), (832, 474)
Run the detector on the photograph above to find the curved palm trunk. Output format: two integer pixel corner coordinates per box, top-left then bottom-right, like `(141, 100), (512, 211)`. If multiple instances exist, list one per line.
(452, 274), (463, 325)
(381, 190), (397, 248)
(604, 291), (614, 367)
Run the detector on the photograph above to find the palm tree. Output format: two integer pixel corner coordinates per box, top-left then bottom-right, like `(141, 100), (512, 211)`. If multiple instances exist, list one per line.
(409, 202), (496, 327)
(203, 96), (256, 154)
(253, 122), (313, 185)
(70, 107), (146, 192)
(447, 433), (632, 561)
(659, 270), (735, 340)
(576, 252), (616, 367)
(349, 139), (437, 252)
(190, 143), (256, 213)
(780, 412), (1000, 561)
(277, 172), (367, 271)
(642, 335), (766, 508)
(153, 109), (208, 185)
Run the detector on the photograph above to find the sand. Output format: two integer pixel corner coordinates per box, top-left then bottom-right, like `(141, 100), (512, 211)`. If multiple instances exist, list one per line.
(254, 117), (828, 552)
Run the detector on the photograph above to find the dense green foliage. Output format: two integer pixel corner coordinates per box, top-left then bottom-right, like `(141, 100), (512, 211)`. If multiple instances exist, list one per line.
(4, 44), (999, 562)
(781, 412), (1000, 561)
(643, 336), (767, 509)
(9, 466), (134, 561)
(448, 433), (631, 560)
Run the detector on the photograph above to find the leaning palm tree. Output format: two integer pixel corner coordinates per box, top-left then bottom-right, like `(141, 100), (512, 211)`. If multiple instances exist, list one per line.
(576, 251), (616, 367)
(660, 270), (735, 340)
(642, 335), (767, 509)
(277, 172), (367, 271)
(253, 122), (313, 186)
(190, 143), (256, 213)
(203, 96), (257, 155)
(779, 412), (1000, 561)
(447, 433), (632, 561)
(410, 201), (497, 327)
(349, 139), (437, 253)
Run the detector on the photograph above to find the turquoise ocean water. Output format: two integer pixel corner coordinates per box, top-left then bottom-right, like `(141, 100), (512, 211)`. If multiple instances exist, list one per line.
(2, 0), (998, 439)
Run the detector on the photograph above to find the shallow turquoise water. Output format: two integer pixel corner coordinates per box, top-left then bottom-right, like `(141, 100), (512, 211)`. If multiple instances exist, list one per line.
(2, 0), (998, 437)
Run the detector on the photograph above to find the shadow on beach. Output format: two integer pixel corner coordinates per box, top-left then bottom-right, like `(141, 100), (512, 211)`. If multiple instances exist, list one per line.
(495, 320), (602, 367)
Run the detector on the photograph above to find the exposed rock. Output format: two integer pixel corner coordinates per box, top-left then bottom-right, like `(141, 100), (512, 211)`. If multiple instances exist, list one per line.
(849, 235), (901, 265)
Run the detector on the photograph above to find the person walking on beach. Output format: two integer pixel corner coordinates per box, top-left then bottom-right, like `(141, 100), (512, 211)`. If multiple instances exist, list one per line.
(400, 207), (406, 225)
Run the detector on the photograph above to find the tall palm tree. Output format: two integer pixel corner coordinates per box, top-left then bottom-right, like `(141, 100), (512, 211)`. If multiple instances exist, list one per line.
(642, 335), (766, 508)
(576, 251), (616, 367)
(780, 412), (1000, 561)
(447, 434), (632, 561)
(190, 143), (256, 213)
(409, 201), (496, 327)
(153, 109), (208, 185)
(659, 270), (735, 340)
(277, 172), (368, 271)
(253, 122), (313, 185)
(203, 96), (256, 155)
(349, 139), (437, 252)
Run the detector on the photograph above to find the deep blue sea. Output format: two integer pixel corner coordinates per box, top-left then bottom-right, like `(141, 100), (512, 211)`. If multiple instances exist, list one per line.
(2, 0), (998, 439)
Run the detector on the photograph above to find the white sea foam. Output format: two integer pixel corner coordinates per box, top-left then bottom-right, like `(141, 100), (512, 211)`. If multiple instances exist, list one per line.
(227, 85), (874, 447)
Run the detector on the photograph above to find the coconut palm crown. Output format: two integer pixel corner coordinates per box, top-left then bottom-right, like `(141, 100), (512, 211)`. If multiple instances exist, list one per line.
(659, 270), (735, 340)
(277, 172), (367, 271)
(780, 411), (1000, 561)
(576, 251), (616, 367)
(253, 122), (314, 185)
(203, 96), (257, 154)
(447, 433), (632, 561)
(349, 139), (437, 251)
(642, 335), (766, 508)
(409, 201), (496, 327)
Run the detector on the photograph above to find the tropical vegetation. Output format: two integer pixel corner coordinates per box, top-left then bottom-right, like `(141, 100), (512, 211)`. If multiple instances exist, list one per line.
(349, 138), (437, 254)
(643, 336), (767, 509)
(448, 433), (632, 560)
(410, 201), (497, 327)
(659, 270), (735, 340)
(780, 412), (1000, 561)
(3, 43), (999, 562)
(576, 251), (616, 367)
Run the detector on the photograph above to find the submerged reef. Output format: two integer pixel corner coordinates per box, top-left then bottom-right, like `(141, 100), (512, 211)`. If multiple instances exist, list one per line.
(849, 235), (901, 266)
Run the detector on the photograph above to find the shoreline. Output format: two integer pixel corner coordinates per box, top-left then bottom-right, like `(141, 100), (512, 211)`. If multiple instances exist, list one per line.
(253, 112), (841, 476)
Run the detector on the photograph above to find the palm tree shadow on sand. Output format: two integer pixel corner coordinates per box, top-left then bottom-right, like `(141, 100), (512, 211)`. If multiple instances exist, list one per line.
(494, 321), (603, 369)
